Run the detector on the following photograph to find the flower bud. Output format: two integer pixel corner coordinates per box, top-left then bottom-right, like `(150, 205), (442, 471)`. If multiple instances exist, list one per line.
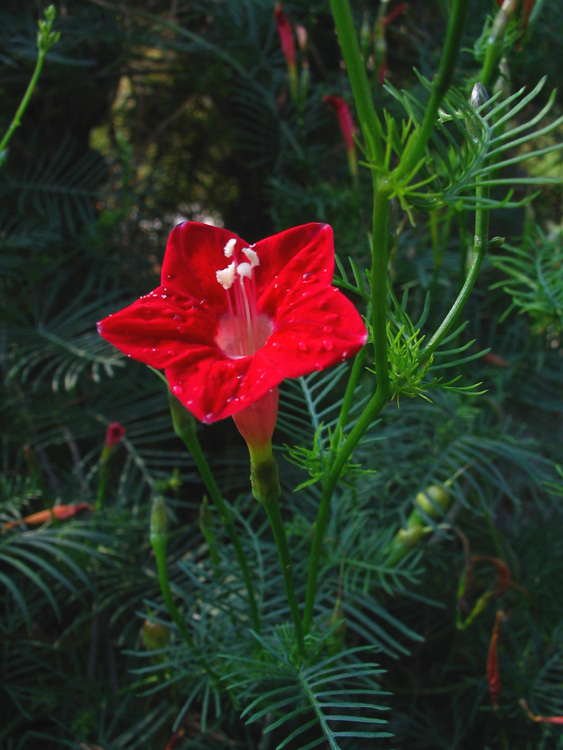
(105, 422), (125, 447)
(150, 496), (168, 551)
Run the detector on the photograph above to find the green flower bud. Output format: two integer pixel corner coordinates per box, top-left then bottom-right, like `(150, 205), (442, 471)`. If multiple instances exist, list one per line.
(150, 496), (168, 550)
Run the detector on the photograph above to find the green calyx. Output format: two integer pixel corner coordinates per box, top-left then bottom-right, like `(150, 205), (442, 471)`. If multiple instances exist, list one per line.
(249, 452), (281, 506)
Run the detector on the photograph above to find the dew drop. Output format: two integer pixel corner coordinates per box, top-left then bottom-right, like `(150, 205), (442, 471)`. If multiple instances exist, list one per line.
(322, 339), (334, 351)
(302, 272), (315, 284)
(172, 384), (183, 395)
(298, 341), (308, 351)
(271, 341), (280, 350)
(323, 325), (333, 334)
(204, 412), (214, 423)
(314, 361), (323, 370)
(165, 272), (176, 282)
(225, 361), (236, 370)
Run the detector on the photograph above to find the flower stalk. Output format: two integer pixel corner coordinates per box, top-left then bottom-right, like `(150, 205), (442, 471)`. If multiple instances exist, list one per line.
(168, 390), (261, 633)
(0, 6), (60, 162)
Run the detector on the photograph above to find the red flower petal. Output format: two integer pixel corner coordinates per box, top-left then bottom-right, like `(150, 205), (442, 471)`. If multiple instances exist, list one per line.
(97, 287), (218, 369)
(161, 222), (244, 309)
(98, 221), (367, 424)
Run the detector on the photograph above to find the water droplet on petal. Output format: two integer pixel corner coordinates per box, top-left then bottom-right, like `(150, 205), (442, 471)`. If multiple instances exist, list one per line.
(298, 341), (308, 351)
(314, 361), (323, 370)
(271, 341), (280, 350)
(302, 272), (315, 284)
(172, 384), (183, 395)
(225, 361), (236, 370)
(165, 272), (176, 282)
(204, 412), (214, 422)
(322, 339), (334, 351)
(323, 325), (333, 334)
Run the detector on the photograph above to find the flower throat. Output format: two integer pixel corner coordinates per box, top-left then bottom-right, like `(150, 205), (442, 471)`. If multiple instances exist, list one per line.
(215, 238), (273, 359)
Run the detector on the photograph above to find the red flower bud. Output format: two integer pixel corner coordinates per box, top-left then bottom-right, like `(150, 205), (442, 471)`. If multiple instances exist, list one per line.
(105, 422), (125, 447)
(323, 95), (357, 152)
(274, 3), (296, 68)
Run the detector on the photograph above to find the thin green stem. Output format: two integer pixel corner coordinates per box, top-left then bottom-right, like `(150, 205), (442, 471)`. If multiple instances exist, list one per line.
(328, 0), (384, 163)
(262, 495), (306, 658)
(478, 0), (517, 91)
(303, 187), (392, 635)
(336, 346), (366, 436)
(392, 0), (470, 182)
(180, 432), (261, 634)
(0, 51), (47, 156)
(167, 390), (261, 632)
(370, 188), (391, 392)
(95, 463), (108, 511)
(303, 385), (389, 635)
(152, 542), (220, 683)
(418, 180), (490, 364)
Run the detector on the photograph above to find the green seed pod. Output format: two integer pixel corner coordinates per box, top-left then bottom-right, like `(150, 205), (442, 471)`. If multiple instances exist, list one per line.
(415, 483), (452, 516)
(397, 525), (425, 549)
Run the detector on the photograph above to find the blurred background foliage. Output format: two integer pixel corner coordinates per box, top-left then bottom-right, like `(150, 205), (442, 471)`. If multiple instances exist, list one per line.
(1, 0), (562, 748)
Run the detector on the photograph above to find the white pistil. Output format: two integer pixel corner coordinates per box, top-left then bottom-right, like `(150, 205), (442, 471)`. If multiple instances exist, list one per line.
(216, 261), (236, 290)
(242, 247), (260, 267)
(215, 245), (265, 357)
(224, 238), (237, 258)
(236, 262), (252, 280)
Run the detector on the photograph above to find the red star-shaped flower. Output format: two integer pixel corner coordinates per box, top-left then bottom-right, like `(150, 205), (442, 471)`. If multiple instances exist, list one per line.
(97, 222), (367, 425)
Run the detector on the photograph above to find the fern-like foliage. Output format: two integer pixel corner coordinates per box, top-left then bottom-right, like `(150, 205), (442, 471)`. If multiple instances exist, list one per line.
(381, 75), (563, 214)
(227, 629), (391, 750)
(490, 224), (563, 334)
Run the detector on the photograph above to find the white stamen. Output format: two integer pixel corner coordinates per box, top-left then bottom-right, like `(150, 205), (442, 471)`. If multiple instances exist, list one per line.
(242, 247), (260, 267)
(224, 238), (237, 258)
(237, 262), (252, 280)
(216, 261), (236, 290)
